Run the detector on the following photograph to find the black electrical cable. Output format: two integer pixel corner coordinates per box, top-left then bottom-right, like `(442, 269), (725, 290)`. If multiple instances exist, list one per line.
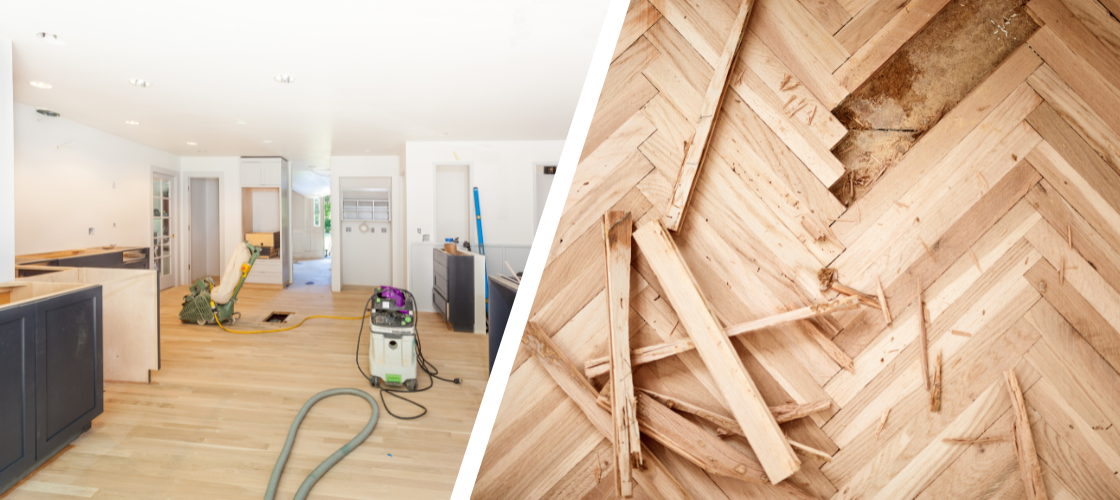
(354, 289), (461, 419)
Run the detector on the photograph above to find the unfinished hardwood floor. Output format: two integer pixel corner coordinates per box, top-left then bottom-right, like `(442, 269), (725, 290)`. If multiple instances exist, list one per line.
(1, 284), (488, 500)
(476, 0), (1120, 497)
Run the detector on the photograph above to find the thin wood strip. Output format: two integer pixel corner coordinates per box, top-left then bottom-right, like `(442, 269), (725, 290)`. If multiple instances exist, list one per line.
(521, 322), (692, 500)
(631, 219), (800, 483)
(1005, 369), (1047, 500)
(638, 389), (830, 426)
(603, 211), (639, 497)
(664, 0), (757, 231)
(584, 295), (861, 378)
(930, 351), (942, 412)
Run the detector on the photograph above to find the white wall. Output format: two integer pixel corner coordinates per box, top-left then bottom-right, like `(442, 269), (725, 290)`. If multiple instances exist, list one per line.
(13, 102), (180, 256)
(179, 157), (240, 281)
(330, 156), (405, 292)
(403, 141), (562, 310)
(0, 37), (13, 282)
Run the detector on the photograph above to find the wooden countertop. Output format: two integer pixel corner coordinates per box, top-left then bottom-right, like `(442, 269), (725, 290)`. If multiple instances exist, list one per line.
(15, 246), (148, 265)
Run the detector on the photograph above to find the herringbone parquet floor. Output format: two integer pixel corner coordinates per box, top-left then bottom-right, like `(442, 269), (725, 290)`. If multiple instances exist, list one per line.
(475, 0), (1120, 498)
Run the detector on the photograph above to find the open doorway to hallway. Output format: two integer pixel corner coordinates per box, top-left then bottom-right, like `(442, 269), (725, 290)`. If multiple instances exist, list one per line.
(292, 191), (330, 287)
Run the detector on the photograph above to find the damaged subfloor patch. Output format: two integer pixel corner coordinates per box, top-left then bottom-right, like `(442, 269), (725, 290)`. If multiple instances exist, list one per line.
(830, 0), (1039, 205)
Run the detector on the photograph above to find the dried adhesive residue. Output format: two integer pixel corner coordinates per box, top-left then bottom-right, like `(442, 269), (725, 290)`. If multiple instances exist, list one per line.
(829, 0), (1039, 206)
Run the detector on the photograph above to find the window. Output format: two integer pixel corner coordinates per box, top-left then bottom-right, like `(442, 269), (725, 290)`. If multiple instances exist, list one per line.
(313, 197), (322, 227)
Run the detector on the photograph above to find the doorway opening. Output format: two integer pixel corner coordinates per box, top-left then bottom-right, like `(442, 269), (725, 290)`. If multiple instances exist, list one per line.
(188, 177), (221, 285)
(293, 189), (331, 287)
(435, 164), (472, 249)
(339, 177), (392, 288)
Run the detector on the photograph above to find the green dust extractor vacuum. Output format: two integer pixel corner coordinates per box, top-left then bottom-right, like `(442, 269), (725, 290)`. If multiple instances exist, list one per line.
(178, 242), (261, 325)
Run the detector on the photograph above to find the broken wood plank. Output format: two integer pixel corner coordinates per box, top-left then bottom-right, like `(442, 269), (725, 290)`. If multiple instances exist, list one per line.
(603, 211), (639, 497)
(584, 295), (861, 378)
(603, 390), (832, 465)
(1006, 369), (1047, 500)
(596, 388), (770, 483)
(631, 219), (800, 483)
(521, 321), (693, 500)
(664, 0), (757, 232)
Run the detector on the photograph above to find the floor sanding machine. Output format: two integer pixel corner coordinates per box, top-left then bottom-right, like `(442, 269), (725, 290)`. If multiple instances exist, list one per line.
(366, 286), (419, 390)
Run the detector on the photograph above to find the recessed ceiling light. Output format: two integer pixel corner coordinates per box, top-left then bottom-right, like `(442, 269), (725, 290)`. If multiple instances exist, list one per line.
(30, 81), (52, 89)
(125, 120), (140, 125)
(35, 32), (65, 45)
(186, 141), (197, 146)
(274, 74), (295, 83)
(129, 78), (151, 88)
(263, 140), (272, 143)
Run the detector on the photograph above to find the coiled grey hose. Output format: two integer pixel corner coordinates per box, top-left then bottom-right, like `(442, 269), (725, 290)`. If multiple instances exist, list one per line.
(265, 388), (380, 500)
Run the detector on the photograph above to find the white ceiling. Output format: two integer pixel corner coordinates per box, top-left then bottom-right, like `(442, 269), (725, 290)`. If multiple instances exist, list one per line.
(0, 0), (608, 173)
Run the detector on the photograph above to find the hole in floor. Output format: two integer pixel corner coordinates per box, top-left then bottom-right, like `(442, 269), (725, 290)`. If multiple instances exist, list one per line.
(830, 0), (1039, 206)
(265, 312), (294, 323)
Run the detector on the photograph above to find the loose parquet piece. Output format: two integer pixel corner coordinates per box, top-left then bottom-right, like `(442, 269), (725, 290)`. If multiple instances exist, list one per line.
(631, 219), (800, 483)
(521, 322), (692, 500)
(584, 295), (860, 378)
(603, 211), (640, 497)
(1005, 369), (1047, 500)
(664, 0), (756, 231)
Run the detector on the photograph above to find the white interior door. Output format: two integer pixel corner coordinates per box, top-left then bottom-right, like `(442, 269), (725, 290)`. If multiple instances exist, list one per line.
(189, 177), (220, 282)
(152, 173), (176, 290)
(434, 165), (471, 246)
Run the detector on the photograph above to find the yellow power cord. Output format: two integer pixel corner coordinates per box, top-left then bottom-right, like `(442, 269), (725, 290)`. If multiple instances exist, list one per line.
(206, 261), (371, 334)
(211, 309), (371, 334)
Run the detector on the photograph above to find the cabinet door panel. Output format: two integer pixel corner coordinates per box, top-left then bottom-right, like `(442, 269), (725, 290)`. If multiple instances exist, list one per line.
(240, 162), (262, 187)
(0, 304), (36, 490)
(260, 161), (281, 186)
(35, 287), (102, 460)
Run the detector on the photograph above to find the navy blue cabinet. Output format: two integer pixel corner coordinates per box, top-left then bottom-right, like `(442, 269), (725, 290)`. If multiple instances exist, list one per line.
(0, 286), (102, 494)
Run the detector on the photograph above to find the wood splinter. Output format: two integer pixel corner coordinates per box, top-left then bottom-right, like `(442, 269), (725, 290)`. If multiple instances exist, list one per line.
(1006, 369), (1047, 499)
(943, 435), (1012, 445)
(918, 279), (931, 392)
(876, 408), (890, 438)
(603, 211), (640, 497)
(930, 352), (942, 413)
(875, 275), (892, 325)
(664, 0), (758, 232)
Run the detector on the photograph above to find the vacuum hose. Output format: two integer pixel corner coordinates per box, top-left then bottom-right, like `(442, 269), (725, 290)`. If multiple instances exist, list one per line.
(265, 388), (380, 500)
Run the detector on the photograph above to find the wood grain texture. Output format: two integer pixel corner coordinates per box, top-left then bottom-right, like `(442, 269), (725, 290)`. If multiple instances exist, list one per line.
(1006, 369), (1047, 500)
